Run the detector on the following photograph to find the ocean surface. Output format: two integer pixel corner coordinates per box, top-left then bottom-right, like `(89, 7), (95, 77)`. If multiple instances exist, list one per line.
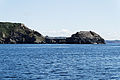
(0, 44), (120, 80)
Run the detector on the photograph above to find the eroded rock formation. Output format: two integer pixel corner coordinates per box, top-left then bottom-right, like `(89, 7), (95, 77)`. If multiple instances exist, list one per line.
(0, 22), (45, 44)
(66, 31), (105, 44)
(0, 22), (105, 44)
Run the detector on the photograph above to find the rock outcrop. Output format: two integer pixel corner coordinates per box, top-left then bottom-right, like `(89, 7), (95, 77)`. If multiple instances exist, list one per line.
(0, 22), (105, 44)
(0, 22), (45, 44)
(45, 31), (105, 44)
(45, 37), (67, 44)
(66, 31), (105, 44)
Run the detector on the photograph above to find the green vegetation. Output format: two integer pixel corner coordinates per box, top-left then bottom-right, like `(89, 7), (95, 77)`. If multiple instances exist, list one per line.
(0, 22), (45, 44)
(0, 22), (21, 37)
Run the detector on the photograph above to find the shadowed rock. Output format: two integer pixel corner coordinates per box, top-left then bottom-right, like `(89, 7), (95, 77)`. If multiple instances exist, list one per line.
(0, 22), (105, 44)
(45, 31), (105, 44)
(0, 22), (45, 44)
(66, 31), (105, 44)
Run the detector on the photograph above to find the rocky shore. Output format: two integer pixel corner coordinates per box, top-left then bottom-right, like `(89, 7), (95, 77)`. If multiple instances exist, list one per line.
(0, 22), (105, 44)
(45, 31), (105, 44)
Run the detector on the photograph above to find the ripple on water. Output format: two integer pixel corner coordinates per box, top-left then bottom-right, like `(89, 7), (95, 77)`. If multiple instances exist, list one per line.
(0, 44), (120, 80)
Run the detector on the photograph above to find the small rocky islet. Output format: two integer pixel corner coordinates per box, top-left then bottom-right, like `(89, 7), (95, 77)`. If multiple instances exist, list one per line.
(0, 22), (105, 44)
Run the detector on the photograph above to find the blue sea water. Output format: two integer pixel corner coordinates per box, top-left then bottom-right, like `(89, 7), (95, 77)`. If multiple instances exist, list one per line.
(0, 44), (120, 80)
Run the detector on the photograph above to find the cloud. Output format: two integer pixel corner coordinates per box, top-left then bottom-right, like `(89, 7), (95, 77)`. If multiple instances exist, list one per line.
(41, 29), (72, 37)
(61, 29), (69, 33)
(104, 32), (120, 40)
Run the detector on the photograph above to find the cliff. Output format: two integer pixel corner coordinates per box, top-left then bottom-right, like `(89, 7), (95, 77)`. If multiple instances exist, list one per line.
(66, 31), (105, 44)
(0, 22), (105, 44)
(0, 22), (45, 44)
(45, 31), (105, 44)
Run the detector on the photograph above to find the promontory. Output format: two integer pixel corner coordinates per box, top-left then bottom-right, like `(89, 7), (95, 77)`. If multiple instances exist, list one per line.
(0, 22), (105, 44)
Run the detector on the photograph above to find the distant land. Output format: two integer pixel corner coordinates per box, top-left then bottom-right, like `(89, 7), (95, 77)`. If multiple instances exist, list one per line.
(0, 22), (105, 44)
(106, 40), (120, 43)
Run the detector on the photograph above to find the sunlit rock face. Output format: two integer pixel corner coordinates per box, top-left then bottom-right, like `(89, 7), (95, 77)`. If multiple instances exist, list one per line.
(66, 31), (105, 44)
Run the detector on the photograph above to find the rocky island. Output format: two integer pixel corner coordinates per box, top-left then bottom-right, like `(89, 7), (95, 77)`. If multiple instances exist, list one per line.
(45, 31), (105, 44)
(0, 22), (105, 44)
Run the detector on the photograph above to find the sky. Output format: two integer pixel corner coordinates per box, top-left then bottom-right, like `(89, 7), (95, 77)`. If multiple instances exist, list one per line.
(0, 0), (120, 40)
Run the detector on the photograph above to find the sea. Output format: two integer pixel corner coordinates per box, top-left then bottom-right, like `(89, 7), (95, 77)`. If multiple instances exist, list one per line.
(0, 44), (120, 80)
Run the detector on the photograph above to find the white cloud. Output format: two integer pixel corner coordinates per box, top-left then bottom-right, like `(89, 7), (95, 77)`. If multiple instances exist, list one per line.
(41, 29), (72, 37)
(104, 32), (120, 40)
(61, 29), (69, 33)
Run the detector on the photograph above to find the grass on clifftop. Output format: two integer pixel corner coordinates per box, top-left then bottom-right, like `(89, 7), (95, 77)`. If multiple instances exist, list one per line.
(0, 22), (24, 38)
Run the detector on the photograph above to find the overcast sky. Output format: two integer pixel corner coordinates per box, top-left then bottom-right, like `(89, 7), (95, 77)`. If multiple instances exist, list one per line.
(0, 0), (120, 40)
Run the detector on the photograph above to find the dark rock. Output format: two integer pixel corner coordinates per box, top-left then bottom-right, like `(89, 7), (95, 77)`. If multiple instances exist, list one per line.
(45, 37), (67, 44)
(66, 31), (105, 44)
(45, 31), (105, 44)
(0, 22), (105, 44)
(0, 22), (45, 44)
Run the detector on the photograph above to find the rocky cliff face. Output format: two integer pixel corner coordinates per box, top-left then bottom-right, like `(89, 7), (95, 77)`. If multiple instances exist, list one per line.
(0, 22), (45, 44)
(45, 31), (105, 44)
(0, 22), (105, 44)
(66, 31), (105, 44)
